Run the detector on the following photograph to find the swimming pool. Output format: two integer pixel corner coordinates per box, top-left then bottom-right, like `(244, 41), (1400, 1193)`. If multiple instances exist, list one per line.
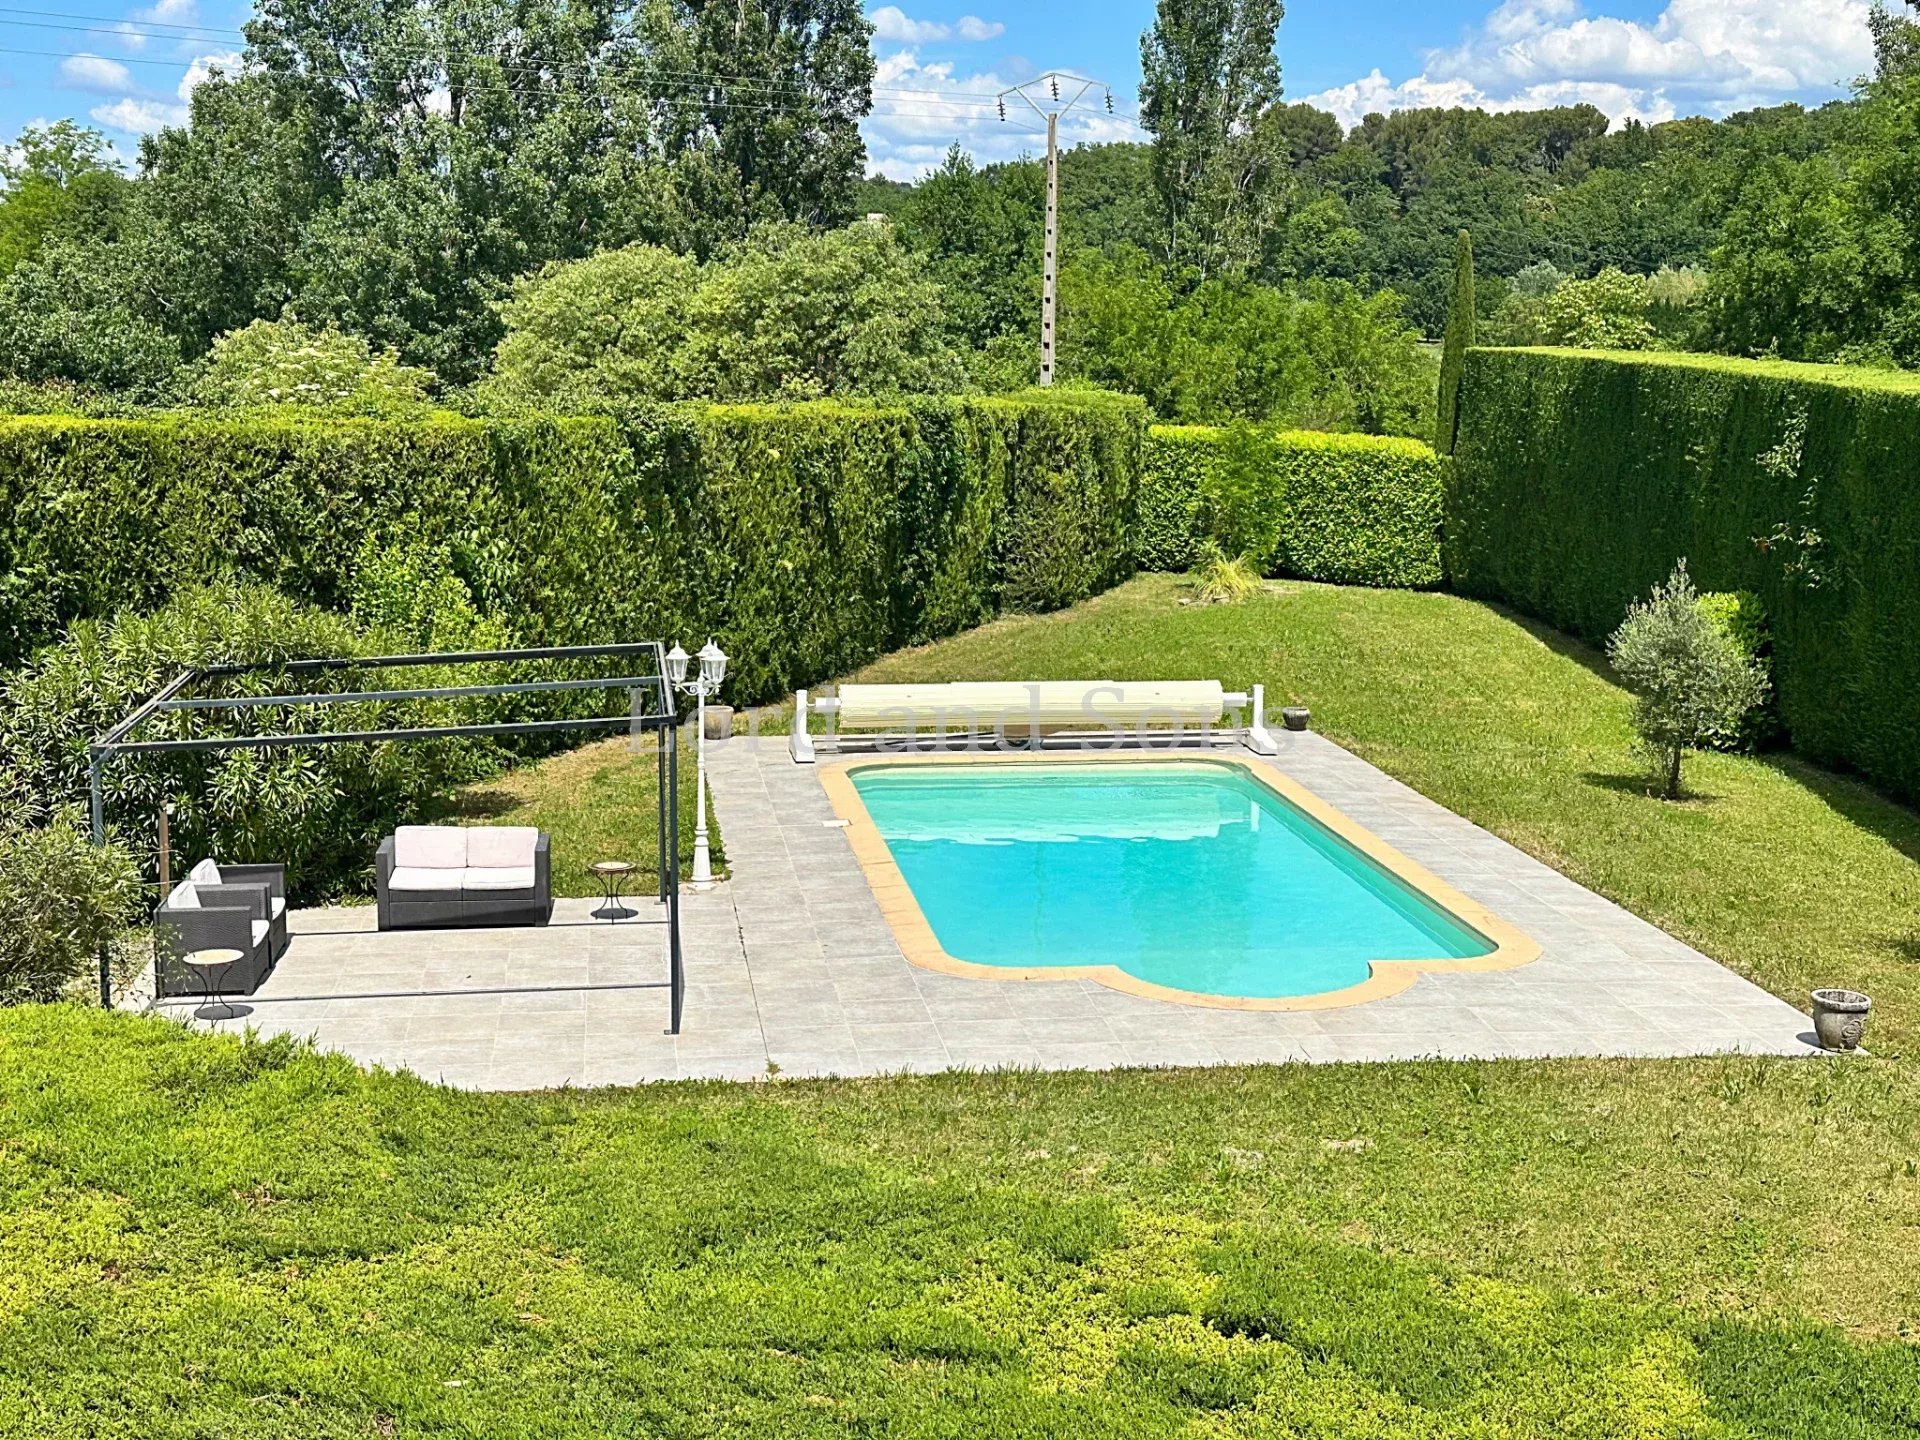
(827, 757), (1535, 1008)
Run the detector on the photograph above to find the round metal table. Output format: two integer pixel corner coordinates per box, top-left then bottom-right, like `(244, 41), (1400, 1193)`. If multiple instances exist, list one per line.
(589, 860), (637, 922)
(181, 947), (245, 1020)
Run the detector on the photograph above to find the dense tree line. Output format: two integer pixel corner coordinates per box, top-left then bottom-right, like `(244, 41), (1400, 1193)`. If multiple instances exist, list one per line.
(0, 0), (875, 395)
(869, 0), (1920, 368)
(1, 0), (1916, 428)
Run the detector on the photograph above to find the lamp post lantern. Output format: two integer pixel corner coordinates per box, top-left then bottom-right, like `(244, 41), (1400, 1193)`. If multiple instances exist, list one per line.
(667, 639), (727, 890)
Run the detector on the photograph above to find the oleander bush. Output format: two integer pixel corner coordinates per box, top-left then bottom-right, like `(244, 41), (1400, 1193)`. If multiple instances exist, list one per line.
(0, 391), (1145, 694)
(0, 583), (519, 902)
(1446, 347), (1920, 803)
(1140, 425), (1444, 587)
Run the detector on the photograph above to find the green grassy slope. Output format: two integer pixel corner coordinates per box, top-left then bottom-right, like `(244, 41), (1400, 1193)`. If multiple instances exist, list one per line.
(428, 737), (723, 899)
(0, 1009), (1915, 1437)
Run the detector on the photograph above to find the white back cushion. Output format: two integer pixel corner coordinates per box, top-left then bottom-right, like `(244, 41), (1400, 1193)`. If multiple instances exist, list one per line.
(393, 825), (469, 869)
(188, 858), (221, 884)
(467, 826), (539, 869)
(168, 880), (200, 910)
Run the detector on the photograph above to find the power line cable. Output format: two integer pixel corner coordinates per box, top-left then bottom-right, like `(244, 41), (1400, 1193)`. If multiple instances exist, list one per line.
(0, 44), (1079, 128)
(0, 9), (1130, 113)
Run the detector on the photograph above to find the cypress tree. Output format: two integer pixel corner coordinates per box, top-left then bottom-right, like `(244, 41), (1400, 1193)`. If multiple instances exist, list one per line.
(1436, 230), (1476, 454)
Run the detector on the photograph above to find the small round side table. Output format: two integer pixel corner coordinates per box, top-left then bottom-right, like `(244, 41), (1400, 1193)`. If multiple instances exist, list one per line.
(589, 861), (637, 923)
(181, 947), (245, 1020)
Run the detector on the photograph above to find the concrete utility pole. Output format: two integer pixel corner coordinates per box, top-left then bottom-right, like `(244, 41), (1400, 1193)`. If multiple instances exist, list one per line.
(997, 73), (1111, 387)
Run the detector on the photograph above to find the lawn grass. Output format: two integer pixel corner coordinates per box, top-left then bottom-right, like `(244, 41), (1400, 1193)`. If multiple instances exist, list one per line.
(1, 1008), (1915, 1436)
(819, 576), (1920, 1055)
(425, 736), (724, 899)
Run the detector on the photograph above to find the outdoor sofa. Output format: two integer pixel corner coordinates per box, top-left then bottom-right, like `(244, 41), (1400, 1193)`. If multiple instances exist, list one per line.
(151, 858), (289, 998)
(375, 825), (552, 931)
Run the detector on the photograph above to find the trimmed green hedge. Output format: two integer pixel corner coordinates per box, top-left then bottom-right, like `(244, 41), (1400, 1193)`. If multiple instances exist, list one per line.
(0, 392), (1144, 701)
(1140, 425), (1445, 588)
(1447, 347), (1920, 802)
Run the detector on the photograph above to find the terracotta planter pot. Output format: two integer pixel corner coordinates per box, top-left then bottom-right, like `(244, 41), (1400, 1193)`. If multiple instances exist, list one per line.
(1811, 989), (1871, 1052)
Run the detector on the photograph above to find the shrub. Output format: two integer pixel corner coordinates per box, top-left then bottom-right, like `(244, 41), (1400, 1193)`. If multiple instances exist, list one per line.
(1188, 548), (1264, 605)
(1058, 250), (1436, 438)
(0, 240), (182, 399)
(484, 245), (702, 410)
(1536, 269), (1658, 350)
(0, 584), (512, 900)
(1447, 346), (1920, 803)
(1697, 589), (1782, 752)
(1141, 426), (1444, 588)
(482, 223), (962, 408)
(0, 811), (142, 1004)
(1608, 562), (1769, 798)
(0, 392), (1145, 696)
(192, 316), (435, 414)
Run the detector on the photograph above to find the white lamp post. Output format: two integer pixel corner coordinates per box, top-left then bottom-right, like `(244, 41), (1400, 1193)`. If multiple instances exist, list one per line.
(666, 638), (727, 890)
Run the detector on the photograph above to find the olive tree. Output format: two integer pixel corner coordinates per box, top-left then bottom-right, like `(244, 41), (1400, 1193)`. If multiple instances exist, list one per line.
(1607, 561), (1769, 799)
(0, 813), (142, 1005)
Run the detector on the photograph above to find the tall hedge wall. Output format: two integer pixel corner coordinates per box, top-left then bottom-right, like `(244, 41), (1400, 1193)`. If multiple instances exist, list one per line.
(1447, 347), (1920, 802)
(0, 392), (1144, 702)
(1140, 425), (1445, 588)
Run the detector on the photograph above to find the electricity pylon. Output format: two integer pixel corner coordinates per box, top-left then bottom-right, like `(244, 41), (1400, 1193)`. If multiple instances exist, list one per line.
(997, 73), (1113, 387)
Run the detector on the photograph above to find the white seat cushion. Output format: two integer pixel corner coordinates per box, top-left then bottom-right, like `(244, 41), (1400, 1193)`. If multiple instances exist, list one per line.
(460, 866), (537, 892)
(188, 858), (221, 884)
(270, 897), (285, 919)
(386, 865), (466, 893)
(394, 826), (468, 869)
(466, 827), (539, 869)
(250, 920), (269, 945)
(167, 880), (199, 910)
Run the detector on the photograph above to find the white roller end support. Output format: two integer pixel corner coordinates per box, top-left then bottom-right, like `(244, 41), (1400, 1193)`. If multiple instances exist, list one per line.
(1244, 683), (1280, 755)
(789, 690), (817, 763)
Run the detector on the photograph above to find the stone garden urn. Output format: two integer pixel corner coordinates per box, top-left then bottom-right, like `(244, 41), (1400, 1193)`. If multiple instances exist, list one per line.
(1810, 989), (1871, 1052)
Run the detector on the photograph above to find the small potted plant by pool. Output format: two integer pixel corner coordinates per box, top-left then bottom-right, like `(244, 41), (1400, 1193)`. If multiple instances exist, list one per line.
(1811, 989), (1871, 1052)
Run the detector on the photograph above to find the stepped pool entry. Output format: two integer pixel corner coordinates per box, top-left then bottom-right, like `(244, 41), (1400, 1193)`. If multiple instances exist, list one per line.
(824, 756), (1540, 1009)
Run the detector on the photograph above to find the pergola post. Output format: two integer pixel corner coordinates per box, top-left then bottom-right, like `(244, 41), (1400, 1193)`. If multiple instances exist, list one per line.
(667, 721), (684, 1035)
(89, 747), (109, 1008)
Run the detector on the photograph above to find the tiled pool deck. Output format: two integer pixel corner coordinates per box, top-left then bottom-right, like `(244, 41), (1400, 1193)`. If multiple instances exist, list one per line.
(153, 731), (1823, 1087)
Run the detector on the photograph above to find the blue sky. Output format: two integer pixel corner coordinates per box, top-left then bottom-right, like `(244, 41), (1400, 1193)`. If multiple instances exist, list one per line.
(0, 1), (1882, 176)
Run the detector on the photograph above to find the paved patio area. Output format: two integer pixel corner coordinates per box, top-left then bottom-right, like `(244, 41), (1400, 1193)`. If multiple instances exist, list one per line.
(152, 730), (1824, 1087)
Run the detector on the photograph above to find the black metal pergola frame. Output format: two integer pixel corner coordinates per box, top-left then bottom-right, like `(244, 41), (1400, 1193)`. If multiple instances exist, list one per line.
(88, 642), (686, 1032)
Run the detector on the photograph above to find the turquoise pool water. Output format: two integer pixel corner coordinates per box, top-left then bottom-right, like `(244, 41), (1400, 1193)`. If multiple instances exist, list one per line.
(851, 761), (1494, 1000)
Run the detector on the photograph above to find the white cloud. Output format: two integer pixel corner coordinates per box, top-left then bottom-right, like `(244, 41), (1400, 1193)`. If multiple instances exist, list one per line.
(91, 96), (186, 132)
(1304, 0), (1875, 130)
(1306, 68), (1678, 129)
(178, 49), (244, 102)
(870, 7), (1005, 44)
(138, 0), (199, 22)
(85, 50), (242, 135)
(59, 52), (134, 93)
(112, 23), (148, 53)
(862, 48), (1139, 180)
